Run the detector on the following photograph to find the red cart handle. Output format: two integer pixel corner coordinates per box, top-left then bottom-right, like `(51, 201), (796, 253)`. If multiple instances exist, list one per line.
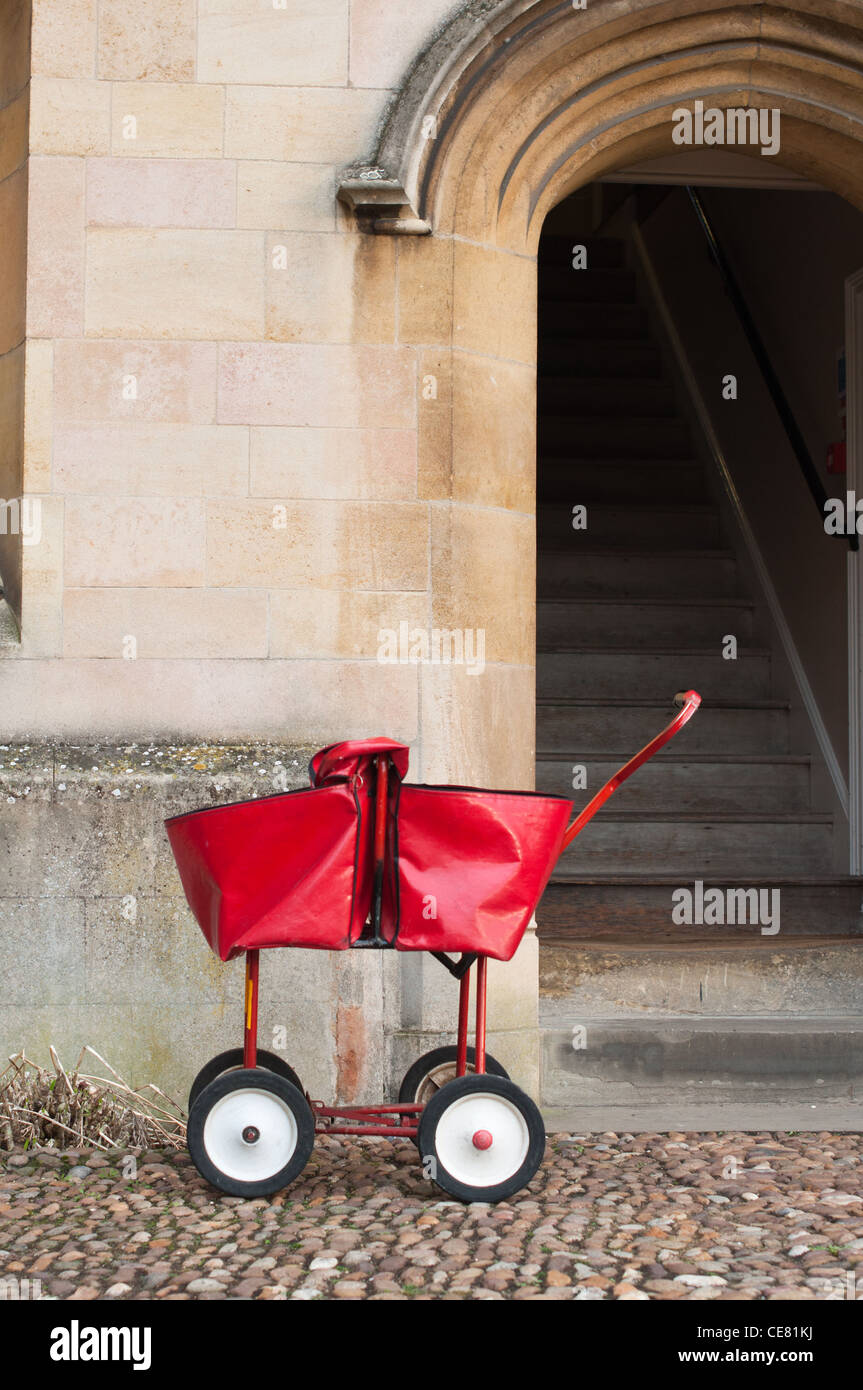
(560, 690), (701, 852)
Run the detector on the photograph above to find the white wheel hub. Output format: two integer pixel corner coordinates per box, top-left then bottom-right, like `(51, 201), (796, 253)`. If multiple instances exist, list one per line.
(203, 1087), (298, 1182)
(433, 1091), (529, 1188)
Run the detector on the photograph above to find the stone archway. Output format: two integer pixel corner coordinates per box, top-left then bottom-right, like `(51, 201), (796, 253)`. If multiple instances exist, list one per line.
(358, 0), (863, 249)
(338, 0), (863, 1096)
(340, 0), (863, 796)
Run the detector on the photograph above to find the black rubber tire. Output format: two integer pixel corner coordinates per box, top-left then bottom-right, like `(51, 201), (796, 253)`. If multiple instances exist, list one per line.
(416, 1073), (546, 1204)
(188, 1070), (314, 1199)
(188, 1048), (303, 1111)
(397, 1046), (509, 1105)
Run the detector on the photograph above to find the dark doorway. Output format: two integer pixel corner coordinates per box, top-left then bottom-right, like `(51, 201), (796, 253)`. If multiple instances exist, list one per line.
(535, 172), (863, 941)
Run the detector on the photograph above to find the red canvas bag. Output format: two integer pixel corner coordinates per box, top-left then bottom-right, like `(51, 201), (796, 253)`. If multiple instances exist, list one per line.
(380, 781), (573, 961)
(166, 738), (408, 961)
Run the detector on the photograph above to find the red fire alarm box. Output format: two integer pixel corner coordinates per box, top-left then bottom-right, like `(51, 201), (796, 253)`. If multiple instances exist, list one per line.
(827, 440), (847, 474)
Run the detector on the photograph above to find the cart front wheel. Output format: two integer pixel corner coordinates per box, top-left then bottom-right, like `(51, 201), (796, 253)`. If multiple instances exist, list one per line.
(188, 1070), (314, 1198)
(417, 1074), (545, 1204)
(188, 1048), (303, 1111)
(398, 1046), (508, 1105)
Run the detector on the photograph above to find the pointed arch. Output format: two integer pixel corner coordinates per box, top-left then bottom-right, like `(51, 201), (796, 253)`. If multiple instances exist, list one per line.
(343, 0), (863, 251)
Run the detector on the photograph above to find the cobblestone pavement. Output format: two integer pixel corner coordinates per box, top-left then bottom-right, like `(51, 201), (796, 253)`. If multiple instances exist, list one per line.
(1, 1132), (861, 1301)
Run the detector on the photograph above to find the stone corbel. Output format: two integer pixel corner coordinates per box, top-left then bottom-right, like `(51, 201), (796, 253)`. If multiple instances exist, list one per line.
(337, 166), (431, 235)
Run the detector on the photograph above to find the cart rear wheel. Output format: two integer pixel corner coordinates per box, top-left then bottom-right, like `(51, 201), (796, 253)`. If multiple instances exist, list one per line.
(188, 1048), (303, 1111)
(188, 1070), (314, 1198)
(398, 1046), (508, 1105)
(416, 1074), (545, 1204)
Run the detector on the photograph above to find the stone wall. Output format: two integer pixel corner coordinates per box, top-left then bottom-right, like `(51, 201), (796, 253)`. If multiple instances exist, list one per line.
(0, 741), (537, 1100)
(7, 0), (533, 783)
(0, 0), (540, 1098)
(7, 0), (863, 1099)
(0, 0), (30, 624)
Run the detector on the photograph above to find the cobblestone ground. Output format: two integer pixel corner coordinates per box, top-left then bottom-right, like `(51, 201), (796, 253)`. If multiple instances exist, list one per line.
(1, 1132), (861, 1301)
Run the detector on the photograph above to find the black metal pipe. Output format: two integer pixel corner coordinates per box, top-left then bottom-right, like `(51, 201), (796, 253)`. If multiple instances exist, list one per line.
(686, 185), (857, 552)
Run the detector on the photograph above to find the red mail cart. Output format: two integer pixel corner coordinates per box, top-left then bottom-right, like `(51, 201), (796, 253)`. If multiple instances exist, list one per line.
(166, 691), (700, 1202)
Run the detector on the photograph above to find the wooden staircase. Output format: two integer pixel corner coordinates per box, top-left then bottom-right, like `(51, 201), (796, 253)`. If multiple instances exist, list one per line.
(534, 229), (863, 1125)
(534, 232), (863, 943)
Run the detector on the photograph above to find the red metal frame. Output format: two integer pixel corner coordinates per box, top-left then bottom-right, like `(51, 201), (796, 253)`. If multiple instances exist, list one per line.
(373, 752), (388, 863)
(311, 1101), (422, 1138)
(234, 691), (701, 1137)
(474, 955), (487, 1074)
(243, 949), (259, 1070)
(561, 689), (701, 850)
(239, 947), (486, 1136)
(240, 951), (484, 1136)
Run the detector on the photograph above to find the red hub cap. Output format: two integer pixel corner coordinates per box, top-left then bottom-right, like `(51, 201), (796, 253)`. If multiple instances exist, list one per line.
(472, 1129), (493, 1151)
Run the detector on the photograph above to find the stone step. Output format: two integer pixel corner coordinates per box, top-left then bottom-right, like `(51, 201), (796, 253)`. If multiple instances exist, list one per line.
(542, 301), (648, 339)
(540, 413), (691, 457)
(537, 547), (740, 597)
(538, 375), (676, 415)
(539, 265), (637, 301)
(540, 939), (863, 1016)
(537, 596), (755, 647)
(538, 457), (708, 504)
(537, 338), (661, 377)
(555, 811), (833, 876)
(541, 1099), (863, 1129)
(536, 698), (790, 754)
(537, 647), (772, 701)
(531, 232), (842, 960)
(540, 1011), (863, 1111)
(538, 501), (721, 546)
(540, 932), (863, 1108)
(535, 751), (808, 810)
(538, 878), (863, 938)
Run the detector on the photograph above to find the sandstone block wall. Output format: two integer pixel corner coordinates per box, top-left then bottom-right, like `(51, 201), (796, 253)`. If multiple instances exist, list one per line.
(0, 0), (540, 1099)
